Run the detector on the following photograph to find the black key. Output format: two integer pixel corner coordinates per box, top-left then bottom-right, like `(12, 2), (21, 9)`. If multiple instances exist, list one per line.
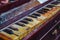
(42, 8), (50, 11)
(37, 10), (45, 14)
(46, 5), (55, 8)
(0, 38), (4, 40)
(37, 8), (49, 14)
(20, 20), (29, 24)
(37, 9), (47, 14)
(0, 17), (2, 21)
(32, 13), (40, 16)
(28, 15), (38, 18)
(57, 0), (60, 1)
(3, 29), (14, 34)
(24, 18), (33, 22)
(9, 27), (18, 31)
(41, 9), (48, 13)
(51, 1), (60, 5)
(15, 23), (25, 27)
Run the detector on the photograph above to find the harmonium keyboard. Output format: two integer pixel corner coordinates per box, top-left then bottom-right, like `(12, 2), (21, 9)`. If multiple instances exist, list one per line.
(0, 0), (60, 40)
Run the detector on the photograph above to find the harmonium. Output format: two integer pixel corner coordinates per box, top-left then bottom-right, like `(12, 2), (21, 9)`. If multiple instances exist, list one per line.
(0, 0), (60, 40)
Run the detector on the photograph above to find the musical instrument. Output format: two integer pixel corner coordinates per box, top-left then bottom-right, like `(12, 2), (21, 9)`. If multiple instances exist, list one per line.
(0, 0), (60, 40)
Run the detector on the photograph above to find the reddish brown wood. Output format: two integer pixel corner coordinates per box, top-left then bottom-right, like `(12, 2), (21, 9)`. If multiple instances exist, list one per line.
(0, 0), (30, 14)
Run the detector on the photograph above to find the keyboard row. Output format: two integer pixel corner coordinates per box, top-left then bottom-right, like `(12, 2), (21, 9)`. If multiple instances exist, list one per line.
(0, 1), (60, 40)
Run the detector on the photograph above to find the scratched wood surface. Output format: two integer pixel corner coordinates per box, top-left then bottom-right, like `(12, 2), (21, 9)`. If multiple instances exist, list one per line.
(24, 0), (40, 11)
